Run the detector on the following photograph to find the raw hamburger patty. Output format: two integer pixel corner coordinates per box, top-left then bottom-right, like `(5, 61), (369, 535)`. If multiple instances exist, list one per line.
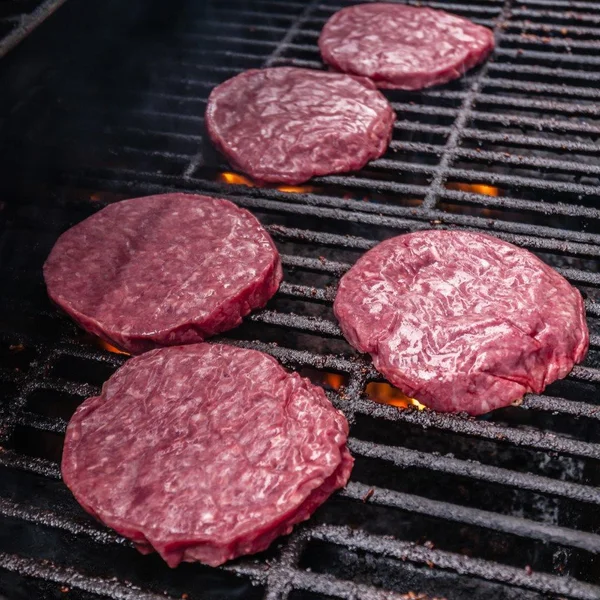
(62, 343), (353, 567)
(44, 193), (282, 354)
(205, 67), (395, 184)
(334, 230), (588, 415)
(319, 3), (495, 90)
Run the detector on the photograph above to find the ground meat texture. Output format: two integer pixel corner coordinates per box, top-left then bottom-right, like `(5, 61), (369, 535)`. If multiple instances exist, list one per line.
(334, 230), (588, 415)
(44, 193), (282, 354)
(62, 343), (353, 567)
(319, 4), (495, 90)
(205, 67), (395, 185)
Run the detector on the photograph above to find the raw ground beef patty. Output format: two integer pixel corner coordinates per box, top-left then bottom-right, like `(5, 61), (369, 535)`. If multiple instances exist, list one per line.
(44, 193), (282, 354)
(205, 67), (395, 184)
(334, 230), (588, 415)
(319, 3), (495, 90)
(62, 343), (353, 567)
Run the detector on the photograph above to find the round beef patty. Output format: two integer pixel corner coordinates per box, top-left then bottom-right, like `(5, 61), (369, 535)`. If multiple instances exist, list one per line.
(319, 3), (495, 90)
(334, 230), (588, 415)
(62, 343), (353, 567)
(44, 193), (282, 354)
(205, 67), (395, 184)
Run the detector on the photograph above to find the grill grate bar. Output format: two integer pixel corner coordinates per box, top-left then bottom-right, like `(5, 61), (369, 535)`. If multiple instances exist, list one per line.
(312, 525), (600, 600)
(501, 32), (600, 50)
(0, 497), (128, 547)
(475, 92), (600, 116)
(461, 128), (600, 154)
(488, 61), (600, 81)
(10, 335), (600, 464)
(482, 76), (600, 100)
(270, 56), (323, 68)
(520, 0), (600, 8)
(278, 281), (335, 303)
(454, 147), (600, 175)
(249, 309), (343, 337)
(226, 188), (600, 251)
(348, 396), (600, 460)
(507, 19), (600, 35)
(3, 481), (600, 600)
(0, 553), (179, 600)
(495, 47), (600, 66)
(321, 1), (502, 15)
(347, 438), (600, 504)
(394, 121), (452, 135)
(440, 188), (600, 220)
(471, 110), (600, 136)
(14, 411), (67, 434)
(264, 0), (320, 67)
(0, 449), (61, 479)
(512, 7), (600, 23)
(0, 0), (67, 58)
(446, 167), (600, 198)
(419, 0), (509, 209)
(5, 480), (600, 600)
(55, 169), (600, 253)
(389, 140), (444, 154)
(390, 102), (459, 117)
(341, 481), (600, 553)
(521, 394), (600, 419)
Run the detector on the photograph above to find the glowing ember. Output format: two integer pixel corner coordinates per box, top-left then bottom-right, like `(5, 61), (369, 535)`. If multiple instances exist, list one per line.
(365, 382), (426, 410)
(446, 182), (500, 196)
(321, 372), (346, 391)
(278, 184), (315, 193)
(306, 370), (347, 391)
(97, 339), (130, 356)
(217, 172), (314, 193)
(218, 172), (256, 187)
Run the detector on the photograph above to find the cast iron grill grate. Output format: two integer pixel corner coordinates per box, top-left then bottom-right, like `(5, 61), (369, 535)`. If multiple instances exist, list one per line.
(0, 0), (66, 58)
(1, 0), (600, 598)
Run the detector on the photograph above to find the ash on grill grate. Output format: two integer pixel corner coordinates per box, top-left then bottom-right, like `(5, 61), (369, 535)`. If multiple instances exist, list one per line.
(2, 0), (600, 598)
(0, 0), (66, 58)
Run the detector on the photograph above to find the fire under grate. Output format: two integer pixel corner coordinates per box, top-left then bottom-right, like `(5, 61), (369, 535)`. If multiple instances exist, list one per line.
(1, 0), (600, 598)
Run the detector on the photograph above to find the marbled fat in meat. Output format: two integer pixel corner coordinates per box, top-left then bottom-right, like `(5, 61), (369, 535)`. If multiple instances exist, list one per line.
(334, 230), (588, 415)
(44, 193), (282, 354)
(205, 67), (395, 184)
(61, 343), (353, 567)
(319, 3), (495, 90)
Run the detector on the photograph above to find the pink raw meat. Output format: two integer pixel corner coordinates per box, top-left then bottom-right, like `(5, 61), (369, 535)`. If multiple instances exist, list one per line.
(44, 193), (282, 354)
(319, 3), (495, 90)
(334, 230), (588, 415)
(206, 67), (395, 184)
(61, 343), (353, 567)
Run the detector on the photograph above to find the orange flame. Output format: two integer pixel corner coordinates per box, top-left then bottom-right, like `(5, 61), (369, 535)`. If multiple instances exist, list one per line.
(308, 371), (347, 391)
(446, 183), (499, 196)
(323, 373), (346, 391)
(278, 184), (315, 193)
(218, 171), (314, 193)
(97, 339), (130, 356)
(218, 172), (256, 187)
(366, 382), (426, 410)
